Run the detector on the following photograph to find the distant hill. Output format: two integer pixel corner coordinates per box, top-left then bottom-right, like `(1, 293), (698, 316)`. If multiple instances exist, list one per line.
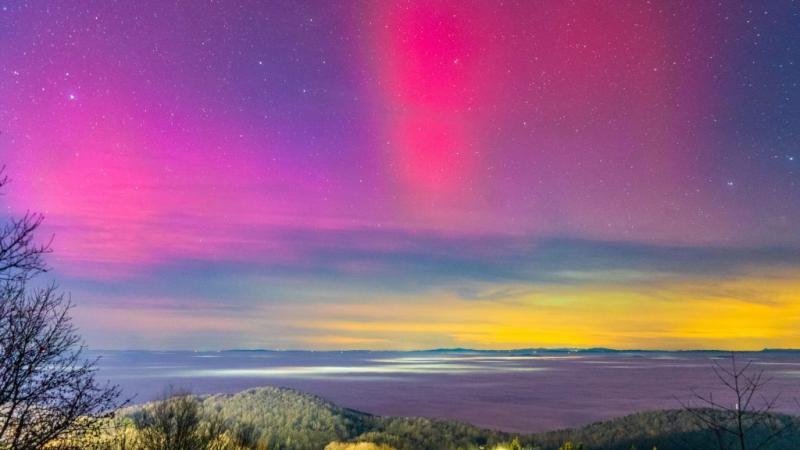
(533, 409), (800, 450)
(105, 386), (800, 450)
(221, 348), (800, 354)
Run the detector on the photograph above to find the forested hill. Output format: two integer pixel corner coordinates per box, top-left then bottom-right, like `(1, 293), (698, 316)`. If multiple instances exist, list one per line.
(97, 386), (799, 450)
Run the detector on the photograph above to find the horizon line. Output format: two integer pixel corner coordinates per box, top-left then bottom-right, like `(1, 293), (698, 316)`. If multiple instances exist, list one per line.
(88, 346), (800, 353)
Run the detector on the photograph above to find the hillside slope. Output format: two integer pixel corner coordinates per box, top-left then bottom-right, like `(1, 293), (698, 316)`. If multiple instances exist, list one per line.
(117, 386), (800, 450)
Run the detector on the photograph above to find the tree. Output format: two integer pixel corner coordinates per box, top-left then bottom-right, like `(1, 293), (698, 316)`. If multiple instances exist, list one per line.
(133, 391), (202, 450)
(679, 352), (790, 450)
(0, 168), (123, 449)
(131, 387), (242, 450)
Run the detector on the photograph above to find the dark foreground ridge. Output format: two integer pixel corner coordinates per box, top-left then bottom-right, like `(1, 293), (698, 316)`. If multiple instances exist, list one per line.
(86, 386), (799, 450)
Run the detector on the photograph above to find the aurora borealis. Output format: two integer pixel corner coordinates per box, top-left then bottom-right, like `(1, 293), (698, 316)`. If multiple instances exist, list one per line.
(0, 1), (798, 350)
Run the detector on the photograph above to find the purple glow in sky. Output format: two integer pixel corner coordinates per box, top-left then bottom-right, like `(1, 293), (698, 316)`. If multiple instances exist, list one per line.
(1, 1), (798, 350)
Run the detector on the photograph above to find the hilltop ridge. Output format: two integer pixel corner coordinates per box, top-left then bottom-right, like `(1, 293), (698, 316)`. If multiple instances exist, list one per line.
(101, 385), (800, 450)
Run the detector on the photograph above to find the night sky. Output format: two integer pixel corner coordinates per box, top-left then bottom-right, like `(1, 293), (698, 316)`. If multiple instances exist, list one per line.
(0, 1), (798, 350)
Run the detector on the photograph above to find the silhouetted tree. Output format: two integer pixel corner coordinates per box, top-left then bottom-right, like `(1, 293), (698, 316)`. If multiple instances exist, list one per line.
(0, 168), (123, 449)
(132, 389), (206, 450)
(679, 352), (789, 450)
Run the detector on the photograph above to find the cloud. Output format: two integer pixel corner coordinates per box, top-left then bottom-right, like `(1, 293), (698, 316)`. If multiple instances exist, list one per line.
(61, 231), (800, 350)
(59, 229), (800, 308)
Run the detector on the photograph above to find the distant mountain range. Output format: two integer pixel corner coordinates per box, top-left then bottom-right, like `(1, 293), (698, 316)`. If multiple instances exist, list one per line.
(217, 347), (800, 354)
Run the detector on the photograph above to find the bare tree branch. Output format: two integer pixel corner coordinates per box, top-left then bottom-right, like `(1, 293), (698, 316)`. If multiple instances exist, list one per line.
(680, 352), (793, 450)
(0, 170), (125, 449)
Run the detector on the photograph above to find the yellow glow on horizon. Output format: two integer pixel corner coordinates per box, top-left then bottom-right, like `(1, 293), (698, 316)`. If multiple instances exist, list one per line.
(279, 269), (800, 350)
(76, 268), (800, 350)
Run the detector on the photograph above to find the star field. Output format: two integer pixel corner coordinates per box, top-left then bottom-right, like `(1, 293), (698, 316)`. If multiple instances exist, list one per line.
(0, 0), (798, 349)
